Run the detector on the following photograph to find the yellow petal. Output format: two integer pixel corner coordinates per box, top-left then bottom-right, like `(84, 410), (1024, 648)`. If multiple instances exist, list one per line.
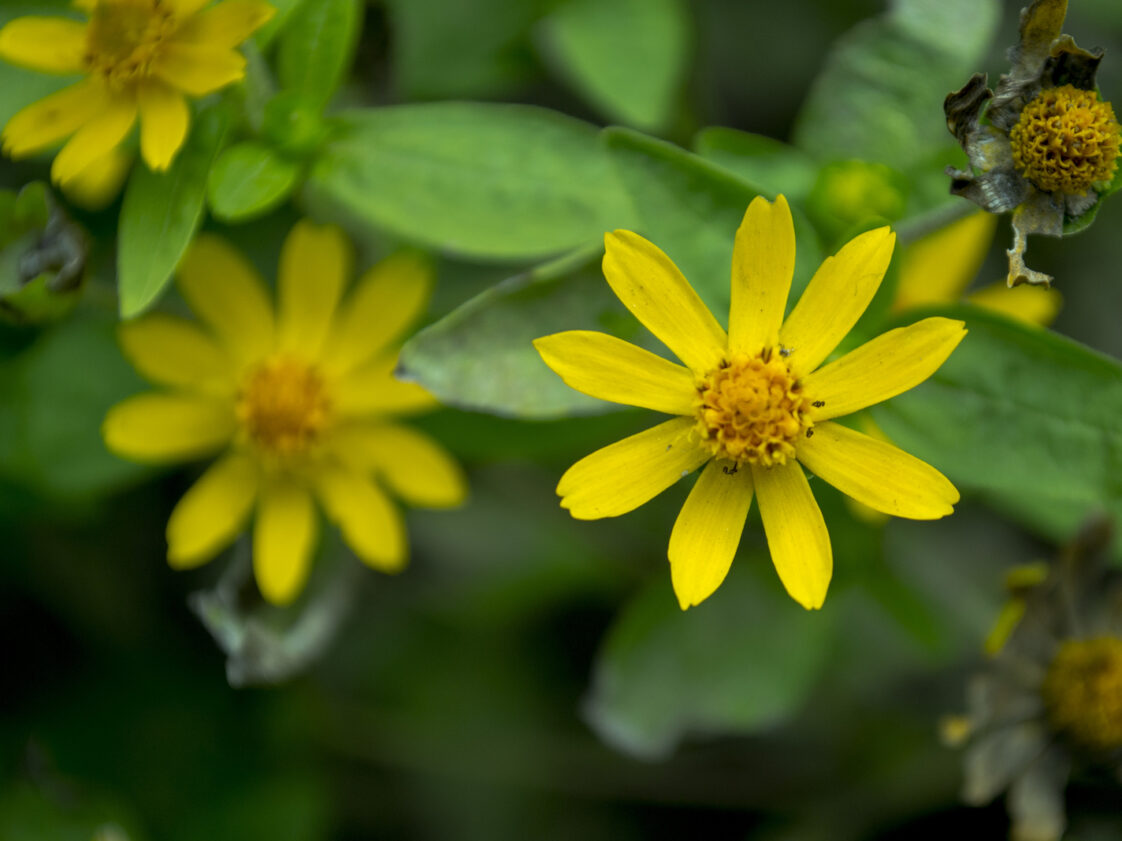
(137, 81), (189, 172)
(728, 195), (796, 356)
(166, 451), (258, 569)
(803, 317), (967, 421)
(103, 393), (235, 463)
(336, 422), (467, 509)
(894, 212), (996, 311)
(333, 352), (440, 418)
(154, 43), (245, 97)
(51, 93), (137, 185)
(967, 281), (1062, 327)
(176, 233), (275, 365)
(668, 458), (754, 609)
(277, 220), (351, 358)
(314, 465), (407, 572)
(173, 0), (275, 47)
(118, 313), (235, 393)
(752, 461), (831, 610)
(797, 421), (959, 519)
(254, 479), (318, 605)
(779, 226), (896, 375)
(166, 0), (212, 16)
(557, 416), (708, 520)
(602, 230), (726, 374)
(2, 79), (109, 158)
(0, 17), (87, 74)
(534, 331), (698, 415)
(58, 144), (132, 210)
(321, 252), (433, 376)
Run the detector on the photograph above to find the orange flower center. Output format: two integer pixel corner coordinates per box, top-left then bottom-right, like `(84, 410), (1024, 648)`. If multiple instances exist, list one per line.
(1042, 636), (1122, 751)
(1009, 85), (1121, 195)
(236, 357), (332, 455)
(85, 0), (178, 86)
(695, 351), (811, 466)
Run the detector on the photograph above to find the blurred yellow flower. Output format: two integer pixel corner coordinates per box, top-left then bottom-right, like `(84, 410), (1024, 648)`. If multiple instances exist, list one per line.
(0, 0), (273, 185)
(535, 196), (964, 611)
(103, 221), (466, 605)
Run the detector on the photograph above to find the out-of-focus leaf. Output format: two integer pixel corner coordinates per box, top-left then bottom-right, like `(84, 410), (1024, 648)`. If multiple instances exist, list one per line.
(305, 103), (635, 261)
(275, 0), (361, 109)
(872, 305), (1122, 551)
(585, 562), (834, 759)
(538, 0), (689, 131)
(694, 127), (819, 202)
(252, 0), (305, 49)
(117, 106), (228, 318)
(207, 141), (301, 223)
(792, 0), (999, 170)
(0, 780), (146, 841)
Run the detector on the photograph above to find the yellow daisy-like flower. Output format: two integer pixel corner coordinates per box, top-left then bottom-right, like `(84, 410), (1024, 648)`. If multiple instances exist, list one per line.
(534, 196), (965, 611)
(0, 0), (274, 184)
(102, 221), (467, 605)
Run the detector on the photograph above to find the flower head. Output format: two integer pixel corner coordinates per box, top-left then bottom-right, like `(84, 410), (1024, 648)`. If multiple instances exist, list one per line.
(534, 195), (964, 611)
(103, 221), (467, 605)
(945, 0), (1120, 287)
(0, 0), (274, 185)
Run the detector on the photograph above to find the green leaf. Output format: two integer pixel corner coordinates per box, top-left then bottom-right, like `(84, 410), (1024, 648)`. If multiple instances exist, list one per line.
(117, 106), (228, 318)
(207, 141), (301, 223)
(538, 0), (689, 131)
(872, 305), (1122, 549)
(304, 103), (635, 261)
(585, 563), (835, 759)
(275, 0), (361, 109)
(694, 127), (819, 201)
(252, 0), (305, 49)
(792, 0), (999, 170)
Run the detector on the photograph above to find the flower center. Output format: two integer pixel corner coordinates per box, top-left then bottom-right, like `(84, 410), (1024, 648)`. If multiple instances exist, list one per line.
(695, 350), (811, 467)
(1041, 636), (1122, 751)
(85, 0), (178, 86)
(1009, 85), (1121, 195)
(236, 357), (332, 455)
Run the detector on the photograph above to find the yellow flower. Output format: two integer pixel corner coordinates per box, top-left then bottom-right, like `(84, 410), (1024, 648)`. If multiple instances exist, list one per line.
(534, 196), (964, 611)
(0, 0), (274, 184)
(102, 221), (467, 605)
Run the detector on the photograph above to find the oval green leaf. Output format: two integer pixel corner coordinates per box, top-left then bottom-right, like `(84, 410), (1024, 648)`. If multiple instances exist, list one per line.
(275, 0), (362, 109)
(207, 141), (301, 223)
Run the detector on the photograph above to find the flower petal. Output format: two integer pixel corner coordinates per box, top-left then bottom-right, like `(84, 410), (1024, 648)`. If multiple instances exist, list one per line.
(59, 145), (132, 210)
(321, 252), (433, 376)
(893, 212), (995, 311)
(103, 393), (235, 463)
(557, 416), (708, 520)
(797, 421), (958, 519)
(176, 233), (275, 365)
(966, 281), (1062, 327)
(254, 479), (318, 605)
(602, 230), (726, 373)
(0, 17), (87, 74)
(534, 331), (698, 415)
(752, 461), (831, 610)
(2, 80), (111, 158)
(173, 0), (275, 47)
(277, 221), (351, 358)
(333, 352), (440, 418)
(166, 451), (257, 568)
(51, 93), (137, 185)
(166, 0), (212, 16)
(314, 465), (407, 572)
(728, 195), (796, 356)
(779, 226), (896, 375)
(137, 81), (189, 172)
(668, 458), (754, 609)
(154, 43), (246, 97)
(336, 422), (467, 509)
(118, 313), (235, 393)
(803, 317), (967, 421)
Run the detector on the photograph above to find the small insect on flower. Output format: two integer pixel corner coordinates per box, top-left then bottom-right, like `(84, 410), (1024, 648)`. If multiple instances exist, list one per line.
(535, 195), (965, 611)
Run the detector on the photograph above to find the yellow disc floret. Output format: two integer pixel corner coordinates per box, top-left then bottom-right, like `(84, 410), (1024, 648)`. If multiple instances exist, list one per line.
(1010, 85), (1121, 195)
(85, 0), (178, 87)
(1042, 636), (1122, 751)
(695, 350), (810, 467)
(236, 357), (332, 455)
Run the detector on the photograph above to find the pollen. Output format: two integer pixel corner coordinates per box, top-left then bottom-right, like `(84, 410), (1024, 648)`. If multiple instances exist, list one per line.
(1041, 636), (1122, 751)
(695, 351), (810, 467)
(1010, 85), (1121, 195)
(236, 357), (332, 455)
(85, 0), (178, 86)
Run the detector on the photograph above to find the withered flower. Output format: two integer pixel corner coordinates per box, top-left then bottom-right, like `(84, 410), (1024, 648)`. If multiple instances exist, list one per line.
(945, 0), (1120, 287)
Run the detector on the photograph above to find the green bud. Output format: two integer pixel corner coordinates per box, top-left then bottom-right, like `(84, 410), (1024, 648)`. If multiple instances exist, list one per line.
(807, 160), (908, 241)
(262, 91), (328, 158)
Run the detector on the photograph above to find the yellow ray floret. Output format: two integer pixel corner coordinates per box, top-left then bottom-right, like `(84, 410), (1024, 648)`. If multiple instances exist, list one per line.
(535, 195), (965, 611)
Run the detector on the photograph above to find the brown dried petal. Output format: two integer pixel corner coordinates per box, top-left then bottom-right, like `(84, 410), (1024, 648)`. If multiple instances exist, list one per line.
(1044, 35), (1104, 90)
(945, 73), (992, 146)
(948, 165), (1031, 214)
(1006, 192), (1064, 287)
(1007, 746), (1070, 841)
